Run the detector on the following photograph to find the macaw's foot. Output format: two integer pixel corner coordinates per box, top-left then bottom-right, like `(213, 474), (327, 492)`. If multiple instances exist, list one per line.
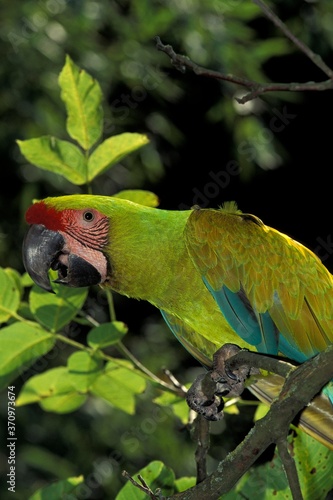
(186, 343), (251, 421)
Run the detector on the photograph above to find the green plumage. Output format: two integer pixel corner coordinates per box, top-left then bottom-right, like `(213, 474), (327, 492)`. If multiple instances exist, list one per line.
(25, 195), (333, 448)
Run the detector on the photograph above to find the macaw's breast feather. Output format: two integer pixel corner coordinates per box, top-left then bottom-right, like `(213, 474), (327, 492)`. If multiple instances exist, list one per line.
(184, 207), (333, 363)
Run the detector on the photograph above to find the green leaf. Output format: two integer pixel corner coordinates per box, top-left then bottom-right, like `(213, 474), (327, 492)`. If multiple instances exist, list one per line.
(227, 430), (333, 499)
(42, 392), (86, 414)
(0, 267), (21, 323)
(174, 477), (196, 493)
(113, 190), (160, 207)
(4, 267), (23, 299)
(154, 391), (189, 424)
(29, 282), (88, 332)
(223, 458), (289, 499)
(253, 402), (269, 421)
(29, 475), (84, 500)
(59, 54), (103, 150)
(91, 360), (146, 414)
(116, 461), (175, 499)
(17, 366), (87, 413)
(21, 445), (76, 479)
(0, 322), (55, 390)
(17, 136), (87, 185)
(87, 321), (128, 349)
(21, 272), (34, 287)
(294, 429), (333, 498)
(253, 38), (290, 63)
(223, 398), (240, 415)
(87, 132), (149, 182)
(67, 351), (103, 392)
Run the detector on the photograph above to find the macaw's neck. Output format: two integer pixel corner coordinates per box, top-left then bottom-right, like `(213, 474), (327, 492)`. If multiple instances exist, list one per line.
(105, 205), (196, 309)
(104, 200), (250, 357)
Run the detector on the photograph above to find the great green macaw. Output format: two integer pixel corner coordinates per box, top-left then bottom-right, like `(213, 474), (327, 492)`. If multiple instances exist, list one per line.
(22, 195), (333, 448)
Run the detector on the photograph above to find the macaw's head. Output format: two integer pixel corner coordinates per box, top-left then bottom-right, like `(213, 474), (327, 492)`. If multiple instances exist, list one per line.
(22, 197), (111, 292)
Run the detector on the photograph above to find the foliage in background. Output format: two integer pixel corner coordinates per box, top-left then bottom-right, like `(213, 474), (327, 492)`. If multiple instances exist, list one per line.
(1, 57), (194, 498)
(1, 54), (332, 499)
(2, 0), (333, 272)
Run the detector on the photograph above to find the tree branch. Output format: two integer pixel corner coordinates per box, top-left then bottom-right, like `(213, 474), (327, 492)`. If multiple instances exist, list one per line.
(252, 0), (333, 79)
(167, 345), (333, 499)
(155, 36), (333, 104)
(276, 438), (303, 500)
(225, 349), (295, 379)
(192, 415), (211, 483)
(155, 0), (333, 104)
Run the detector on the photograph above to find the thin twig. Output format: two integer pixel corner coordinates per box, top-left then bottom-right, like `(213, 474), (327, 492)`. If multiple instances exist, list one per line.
(117, 341), (183, 394)
(55, 332), (180, 394)
(75, 299), (182, 393)
(253, 0), (333, 79)
(276, 438), (303, 500)
(155, 36), (333, 104)
(105, 288), (117, 322)
(122, 470), (161, 499)
(163, 368), (188, 394)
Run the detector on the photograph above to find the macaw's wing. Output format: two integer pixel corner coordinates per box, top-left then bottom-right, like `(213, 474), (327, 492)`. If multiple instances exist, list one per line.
(184, 207), (333, 370)
(161, 309), (333, 450)
(160, 310), (214, 368)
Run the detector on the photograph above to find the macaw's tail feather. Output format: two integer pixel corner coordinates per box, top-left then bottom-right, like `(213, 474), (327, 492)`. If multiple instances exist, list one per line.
(323, 381), (333, 405)
(250, 374), (333, 450)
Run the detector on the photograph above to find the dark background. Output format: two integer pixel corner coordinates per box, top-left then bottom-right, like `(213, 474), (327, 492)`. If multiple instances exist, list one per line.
(1, 1), (333, 498)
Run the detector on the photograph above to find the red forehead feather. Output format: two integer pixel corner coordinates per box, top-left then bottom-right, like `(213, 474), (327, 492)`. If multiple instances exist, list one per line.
(25, 201), (65, 231)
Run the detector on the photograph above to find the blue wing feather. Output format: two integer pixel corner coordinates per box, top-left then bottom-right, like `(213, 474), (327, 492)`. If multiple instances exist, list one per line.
(203, 278), (279, 355)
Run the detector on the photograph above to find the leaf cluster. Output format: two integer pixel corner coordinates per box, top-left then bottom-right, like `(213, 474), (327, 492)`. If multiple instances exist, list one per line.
(1, 57), (189, 499)
(1, 52), (333, 500)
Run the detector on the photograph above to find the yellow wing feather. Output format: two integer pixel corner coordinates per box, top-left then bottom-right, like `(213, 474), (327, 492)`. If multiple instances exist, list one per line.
(185, 206), (333, 359)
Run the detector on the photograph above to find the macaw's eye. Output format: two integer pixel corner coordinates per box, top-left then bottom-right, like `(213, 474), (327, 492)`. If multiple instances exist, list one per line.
(83, 211), (94, 222)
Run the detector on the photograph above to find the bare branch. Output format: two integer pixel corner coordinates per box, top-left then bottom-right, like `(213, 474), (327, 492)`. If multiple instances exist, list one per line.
(168, 345), (333, 499)
(192, 415), (211, 483)
(253, 0), (333, 79)
(276, 438), (303, 500)
(226, 349), (295, 379)
(163, 367), (188, 394)
(122, 470), (161, 499)
(155, 36), (333, 104)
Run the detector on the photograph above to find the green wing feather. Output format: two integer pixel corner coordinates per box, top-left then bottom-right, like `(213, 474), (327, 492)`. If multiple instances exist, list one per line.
(184, 206), (333, 362)
(161, 310), (333, 450)
(160, 310), (214, 367)
(183, 205), (333, 449)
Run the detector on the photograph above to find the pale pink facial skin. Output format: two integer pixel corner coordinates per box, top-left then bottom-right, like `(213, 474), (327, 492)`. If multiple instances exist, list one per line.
(57, 231), (109, 283)
(26, 202), (110, 285)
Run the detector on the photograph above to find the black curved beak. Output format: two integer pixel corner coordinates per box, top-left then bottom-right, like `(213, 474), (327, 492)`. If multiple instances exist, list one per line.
(23, 224), (65, 292)
(22, 224), (102, 292)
